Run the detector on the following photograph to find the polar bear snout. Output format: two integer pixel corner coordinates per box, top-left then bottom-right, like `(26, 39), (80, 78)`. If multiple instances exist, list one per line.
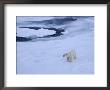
(63, 53), (68, 57)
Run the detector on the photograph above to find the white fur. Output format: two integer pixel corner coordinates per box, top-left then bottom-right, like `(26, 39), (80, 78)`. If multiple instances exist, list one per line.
(63, 50), (76, 62)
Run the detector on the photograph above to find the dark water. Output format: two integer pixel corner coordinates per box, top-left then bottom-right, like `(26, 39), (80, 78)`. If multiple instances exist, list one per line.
(16, 17), (78, 42)
(16, 36), (32, 42)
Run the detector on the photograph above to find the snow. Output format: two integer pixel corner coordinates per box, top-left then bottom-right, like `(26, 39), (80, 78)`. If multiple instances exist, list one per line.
(17, 28), (56, 37)
(17, 16), (54, 23)
(16, 16), (94, 74)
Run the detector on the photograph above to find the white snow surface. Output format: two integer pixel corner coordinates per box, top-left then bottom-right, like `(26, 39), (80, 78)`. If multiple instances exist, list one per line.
(17, 16), (94, 74)
(17, 28), (56, 37)
(17, 16), (54, 23)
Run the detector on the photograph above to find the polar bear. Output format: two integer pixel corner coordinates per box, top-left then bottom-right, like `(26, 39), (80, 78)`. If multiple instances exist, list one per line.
(63, 50), (76, 62)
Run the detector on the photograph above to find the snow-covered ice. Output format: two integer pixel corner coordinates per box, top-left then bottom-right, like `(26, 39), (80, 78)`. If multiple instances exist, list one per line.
(16, 16), (94, 74)
(17, 27), (56, 37)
